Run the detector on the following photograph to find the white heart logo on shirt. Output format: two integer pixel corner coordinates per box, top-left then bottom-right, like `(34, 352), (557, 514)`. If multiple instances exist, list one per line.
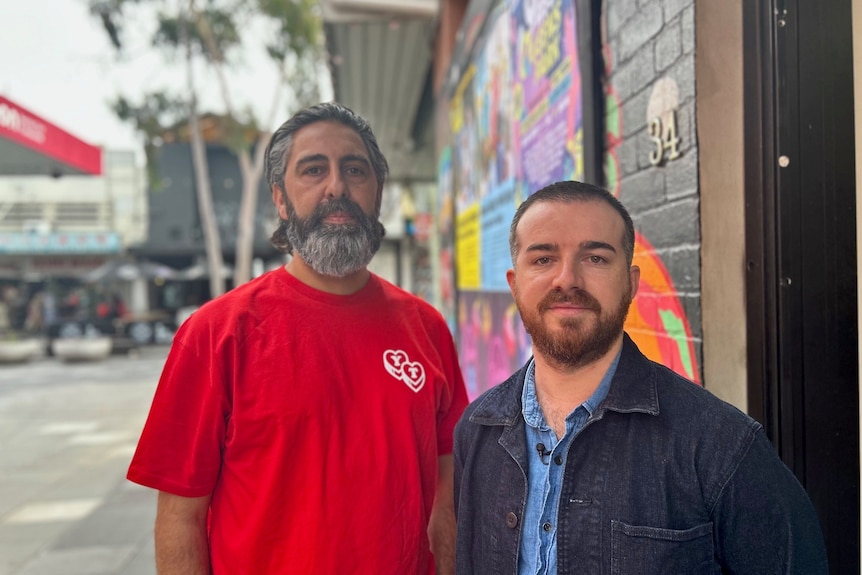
(383, 349), (426, 393)
(400, 360), (426, 392)
(383, 349), (409, 378)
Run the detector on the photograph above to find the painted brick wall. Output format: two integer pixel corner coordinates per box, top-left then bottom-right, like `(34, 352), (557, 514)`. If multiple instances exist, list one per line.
(604, 0), (702, 380)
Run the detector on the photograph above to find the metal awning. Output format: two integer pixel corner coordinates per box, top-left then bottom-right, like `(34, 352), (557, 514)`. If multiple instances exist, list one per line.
(0, 95), (102, 177)
(322, 0), (437, 182)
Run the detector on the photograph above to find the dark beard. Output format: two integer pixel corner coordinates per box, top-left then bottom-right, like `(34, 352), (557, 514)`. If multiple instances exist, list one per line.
(517, 285), (632, 370)
(277, 195), (385, 277)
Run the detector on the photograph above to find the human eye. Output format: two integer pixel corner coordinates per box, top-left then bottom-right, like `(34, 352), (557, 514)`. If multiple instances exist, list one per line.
(344, 164), (366, 177)
(533, 256), (553, 266)
(303, 165), (324, 176)
(586, 254), (608, 265)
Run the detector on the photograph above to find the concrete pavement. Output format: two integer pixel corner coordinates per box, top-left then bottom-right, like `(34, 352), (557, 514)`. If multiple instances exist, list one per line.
(0, 345), (170, 575)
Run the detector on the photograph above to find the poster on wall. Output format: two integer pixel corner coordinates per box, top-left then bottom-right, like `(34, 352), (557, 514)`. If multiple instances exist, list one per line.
(449, 0), (585, 398)
(512, 0), (584, 192)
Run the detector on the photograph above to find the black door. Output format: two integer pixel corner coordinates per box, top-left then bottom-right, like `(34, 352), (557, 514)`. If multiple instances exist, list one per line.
(744, 0), (859, 572)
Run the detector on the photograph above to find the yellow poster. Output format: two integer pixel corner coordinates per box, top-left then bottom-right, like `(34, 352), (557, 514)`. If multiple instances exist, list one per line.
(455, 204), (481, 289)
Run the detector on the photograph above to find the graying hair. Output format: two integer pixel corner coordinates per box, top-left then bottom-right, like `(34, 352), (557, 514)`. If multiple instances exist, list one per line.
(264, 101), (389, 195)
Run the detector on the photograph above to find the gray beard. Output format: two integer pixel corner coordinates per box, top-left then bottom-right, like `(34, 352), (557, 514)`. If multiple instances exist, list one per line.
(283, 197), (385, 278)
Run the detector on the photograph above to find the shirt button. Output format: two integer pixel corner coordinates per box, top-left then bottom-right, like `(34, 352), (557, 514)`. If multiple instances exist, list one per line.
(553, 455), (563, 465)
(505, 512), (519, 528)
(543, 521), (553, 532)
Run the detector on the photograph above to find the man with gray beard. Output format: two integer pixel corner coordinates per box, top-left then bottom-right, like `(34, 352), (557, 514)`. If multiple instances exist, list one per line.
(128, 102), (468, 575)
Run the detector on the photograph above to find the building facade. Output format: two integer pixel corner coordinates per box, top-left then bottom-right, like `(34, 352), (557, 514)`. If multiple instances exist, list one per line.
(0, 149), (148, 323)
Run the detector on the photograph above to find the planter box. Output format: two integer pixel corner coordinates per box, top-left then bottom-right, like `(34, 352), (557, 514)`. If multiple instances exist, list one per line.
(0, 339), (44, 364)
(51, 337), (112, 362)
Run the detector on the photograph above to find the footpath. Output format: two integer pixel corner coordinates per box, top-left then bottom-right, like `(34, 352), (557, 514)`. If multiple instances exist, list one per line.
(0, 346), (170, 575)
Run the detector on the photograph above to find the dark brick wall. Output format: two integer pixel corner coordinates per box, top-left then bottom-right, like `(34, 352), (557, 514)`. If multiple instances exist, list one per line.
(604, 0), (702, 378)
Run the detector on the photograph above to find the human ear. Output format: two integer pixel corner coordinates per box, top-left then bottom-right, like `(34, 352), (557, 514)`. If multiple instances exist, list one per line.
(629, 265), (641, 298)
(272, 184), (288, 220)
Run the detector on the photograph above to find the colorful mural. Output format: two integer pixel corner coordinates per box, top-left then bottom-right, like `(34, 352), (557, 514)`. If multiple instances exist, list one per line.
(457, 291), (532, 399)
(448, 0), (586, 398)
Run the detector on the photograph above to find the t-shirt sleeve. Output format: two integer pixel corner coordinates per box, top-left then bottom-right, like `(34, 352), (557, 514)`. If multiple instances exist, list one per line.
(127, 321), (230, 497)
(435, 324), (469, 456)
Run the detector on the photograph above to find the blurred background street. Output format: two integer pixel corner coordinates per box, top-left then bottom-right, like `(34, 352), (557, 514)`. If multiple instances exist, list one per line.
(0, 347), (168, 575)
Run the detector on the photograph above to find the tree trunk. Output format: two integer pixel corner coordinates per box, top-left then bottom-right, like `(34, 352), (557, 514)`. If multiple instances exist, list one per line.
(233, 135), (269, 285)
(188, 107), (225, 298)
(185, 2), (225, 298)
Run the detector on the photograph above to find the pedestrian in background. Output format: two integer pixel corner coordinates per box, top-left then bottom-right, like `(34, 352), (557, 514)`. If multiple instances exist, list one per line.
(128, 102), (468, 575)
(23, 291), (44, 333)
(453, 180), (827, 574)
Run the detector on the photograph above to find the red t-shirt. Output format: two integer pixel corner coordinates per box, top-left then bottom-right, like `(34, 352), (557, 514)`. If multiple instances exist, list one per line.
(128, 269), (468, 574)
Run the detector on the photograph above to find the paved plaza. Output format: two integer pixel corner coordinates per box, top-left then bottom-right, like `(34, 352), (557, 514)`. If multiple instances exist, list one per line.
(0, 345), (170, 575)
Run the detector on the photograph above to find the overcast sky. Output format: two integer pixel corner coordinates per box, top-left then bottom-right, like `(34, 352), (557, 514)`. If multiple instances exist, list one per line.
(0, 0), (331, 157)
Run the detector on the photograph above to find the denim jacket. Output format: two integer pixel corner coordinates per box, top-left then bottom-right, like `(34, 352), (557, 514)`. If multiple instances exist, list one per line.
(453, 335), (828, 574)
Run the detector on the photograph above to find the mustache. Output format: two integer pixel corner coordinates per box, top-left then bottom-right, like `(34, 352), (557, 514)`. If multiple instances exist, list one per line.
(308, 197), (369, 227)
(538, 289), (601, 313)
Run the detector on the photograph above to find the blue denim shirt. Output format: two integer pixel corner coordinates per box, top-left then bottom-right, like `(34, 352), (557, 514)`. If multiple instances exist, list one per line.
(453, 335), (828, 575)
(519, 352), (618, 575)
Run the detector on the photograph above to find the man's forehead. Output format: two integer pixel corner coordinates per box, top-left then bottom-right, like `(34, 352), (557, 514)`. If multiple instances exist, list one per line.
(291, 121), (367, 153)
(517, 199), (625, 243)
(522, 198), (622, 224)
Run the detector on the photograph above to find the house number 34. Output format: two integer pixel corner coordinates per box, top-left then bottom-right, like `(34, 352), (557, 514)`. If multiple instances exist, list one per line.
(648, 111), (681, 166)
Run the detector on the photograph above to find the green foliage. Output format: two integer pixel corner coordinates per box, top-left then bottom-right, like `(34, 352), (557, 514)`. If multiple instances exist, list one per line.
(258, 0), (321, 59)
(88, 0), (146, 50)
(153, 8), (241, 62)
(289, 53), (324, 110)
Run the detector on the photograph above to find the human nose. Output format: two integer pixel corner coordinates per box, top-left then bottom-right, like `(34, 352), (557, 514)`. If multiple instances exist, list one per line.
(324, 169), (347, 199)
(551, 258), (584, 292)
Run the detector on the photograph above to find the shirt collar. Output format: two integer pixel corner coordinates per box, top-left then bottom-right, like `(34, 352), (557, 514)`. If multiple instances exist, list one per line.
(521, 348), (622, 428)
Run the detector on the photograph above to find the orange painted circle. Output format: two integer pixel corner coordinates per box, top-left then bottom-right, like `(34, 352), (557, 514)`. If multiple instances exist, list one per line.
(625, 232), (700, 383)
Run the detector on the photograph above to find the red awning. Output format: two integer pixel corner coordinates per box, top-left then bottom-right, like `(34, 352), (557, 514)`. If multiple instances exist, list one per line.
(0, 95), (102, 176)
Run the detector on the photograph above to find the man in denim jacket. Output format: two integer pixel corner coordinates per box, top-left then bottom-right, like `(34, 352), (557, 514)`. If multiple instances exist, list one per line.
(453, 181), (828, 574)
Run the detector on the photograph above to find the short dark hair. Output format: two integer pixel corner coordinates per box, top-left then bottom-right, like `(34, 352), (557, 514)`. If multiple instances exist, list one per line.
(264, 101), (389, 195)
(509, 180), (636, 266)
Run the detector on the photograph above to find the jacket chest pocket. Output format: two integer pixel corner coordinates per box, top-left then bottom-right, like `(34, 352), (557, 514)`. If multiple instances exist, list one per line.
(610, 520), (718, 575)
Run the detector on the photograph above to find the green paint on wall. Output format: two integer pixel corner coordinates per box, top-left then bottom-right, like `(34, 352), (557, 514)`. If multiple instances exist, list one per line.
(659, 308), (695, 380)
